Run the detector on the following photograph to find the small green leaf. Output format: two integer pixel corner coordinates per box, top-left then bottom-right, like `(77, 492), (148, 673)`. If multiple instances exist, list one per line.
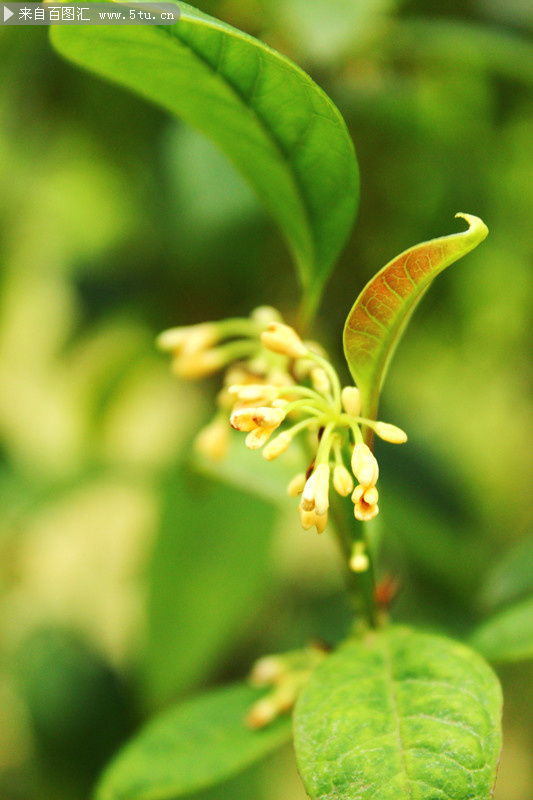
(479, 532), (533, 611)
(343, 214), (488, 422)
(294, 626), (502, 800)
(470, 595), (533, 663)
(50, 2), (359, 317)
(95, 683), (292, 800)
(146, 466), (278, 706)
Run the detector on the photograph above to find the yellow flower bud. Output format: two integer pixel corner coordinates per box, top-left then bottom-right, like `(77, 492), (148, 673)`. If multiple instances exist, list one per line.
(341, 386), (362, 417)
(245, 426), (276, 449)
(263, 432), (292, 460)
(249, 656), (285, 686)
(333, 465), (354, 497)
(313, 464), (330, 516)
(157, 323), (217, 354)
(261, 322), (308, 359)
(250, 305), (283, 325)
(245, 697), (278, 729)
(228, 384), (278, 403)
(230, 407), (285, 432)
(351, 443), (379, 487)
(172, 348), (225, 379)
(194, 418), (229, 461)
(287, 473), (306, 497)
(350, 542), (370, 573)
(374, 421), (408, 444)
(311, 368), (330, 395)
(301, 470), (319, 511)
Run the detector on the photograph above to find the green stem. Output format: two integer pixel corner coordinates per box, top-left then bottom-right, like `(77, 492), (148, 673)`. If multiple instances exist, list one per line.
(329, 496), (378, 629)
(297, 283), (322, 336)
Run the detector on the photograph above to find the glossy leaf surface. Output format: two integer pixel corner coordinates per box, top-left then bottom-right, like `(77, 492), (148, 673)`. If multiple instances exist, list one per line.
(294, 626), (502, 800)
(95, 683), (292, 800)
(343, 214), (488, 422)
(146, 466), (278, 706)
(471, 595), (533, 663)
(50, 2), (359, 315)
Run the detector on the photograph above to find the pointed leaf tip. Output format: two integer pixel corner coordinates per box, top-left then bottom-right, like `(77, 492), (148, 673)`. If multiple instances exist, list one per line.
(343, 213), (489, 423)
(454, 211), (489, 242)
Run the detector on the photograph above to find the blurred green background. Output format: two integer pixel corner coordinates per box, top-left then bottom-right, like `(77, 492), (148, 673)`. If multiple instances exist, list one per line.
(1, 0), (532, 798)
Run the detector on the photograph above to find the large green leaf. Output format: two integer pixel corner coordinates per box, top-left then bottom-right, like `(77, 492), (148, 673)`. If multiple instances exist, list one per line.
(145, 466), (278, 706)
(294, 626), (502, 800)
(470, 595), (533, 663)
(95, 683), (292, 800)
(343, 214), (488, 424)
(50, 2), (359, 318)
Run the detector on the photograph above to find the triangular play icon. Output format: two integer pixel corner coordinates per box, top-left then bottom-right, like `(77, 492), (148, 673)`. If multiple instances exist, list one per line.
(3, 5), (14, 20)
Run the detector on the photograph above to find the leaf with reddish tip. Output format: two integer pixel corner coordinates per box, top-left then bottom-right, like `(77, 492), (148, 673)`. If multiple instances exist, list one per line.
(343, 213), (488, 424)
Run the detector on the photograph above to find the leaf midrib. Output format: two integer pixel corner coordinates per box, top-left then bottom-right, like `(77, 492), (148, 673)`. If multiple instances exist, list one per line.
(382, 636), (412, 799)
(161, 13), (317, 271)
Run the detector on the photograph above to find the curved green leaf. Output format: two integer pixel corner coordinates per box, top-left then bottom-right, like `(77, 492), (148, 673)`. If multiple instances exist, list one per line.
(95, 683), (292, 800)
(343, 214), (488, 423)
(294, 626), (502, 800)
(50, 2), (359, 317)
(471, 595), (533, 663)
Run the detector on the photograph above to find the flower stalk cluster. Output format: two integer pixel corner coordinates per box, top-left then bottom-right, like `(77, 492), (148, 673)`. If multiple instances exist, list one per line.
(158, 308), (407, 543)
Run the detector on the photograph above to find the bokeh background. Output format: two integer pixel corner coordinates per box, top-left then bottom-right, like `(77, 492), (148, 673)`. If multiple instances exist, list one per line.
(1, 0), (532, 798)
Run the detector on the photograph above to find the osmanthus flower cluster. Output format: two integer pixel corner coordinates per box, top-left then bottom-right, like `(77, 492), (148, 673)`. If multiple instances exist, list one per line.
(157, 307), (407, 536)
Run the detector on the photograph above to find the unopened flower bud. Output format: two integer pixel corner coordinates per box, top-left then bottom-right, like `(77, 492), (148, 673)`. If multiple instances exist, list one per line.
(341, 386), (362, 417)
(350, 543), (370, 573)
(245, 426), (276, 449)
(287, 473), (306, 497)
(172, 348), (225, 379)
(245, 698), (278, 729)
(250, 305), (280, 323)
(194, 418), (229, 461)
(263, 432), (291, 461)
(374, 421), (408, 444)
(313, 464), (330, 516)
(251, 305), (283, 325)
(249, 656), (285, 686)
(230, 407), (284, 432)
(157, 323), (218, 355)
(261, 322), (308, 359)
(228, 384), (278, 403)
(311, 368), (330, 395)
(333, 465), (354, 497)
(301, 470), (319, 511)
(351, 443), (379, 487)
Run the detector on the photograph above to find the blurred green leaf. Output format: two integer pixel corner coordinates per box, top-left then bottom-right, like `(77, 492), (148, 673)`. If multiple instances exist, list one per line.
(50, 1), (359, 320)
(13, 629), (132, 794)
(343, 213), (488, 426)
(94, 683), (291, 800)
(479, 533), (533, 612)
(145, 466), (278, 706)
(389, 19), (533, 87)
(294, 626), (502, 800)
(471, 596), (533, 664)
